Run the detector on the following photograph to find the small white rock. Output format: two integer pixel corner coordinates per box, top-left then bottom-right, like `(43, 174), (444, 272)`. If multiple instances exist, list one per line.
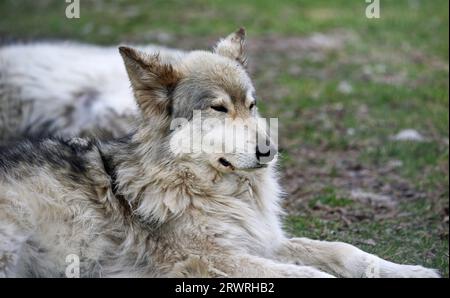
(337, 81), (353, 94)
(391, 129), (425, 142)
(347, 128), (355, 136)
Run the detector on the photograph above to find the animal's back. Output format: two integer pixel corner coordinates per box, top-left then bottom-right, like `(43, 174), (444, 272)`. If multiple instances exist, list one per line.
(0, 42), (183, 142)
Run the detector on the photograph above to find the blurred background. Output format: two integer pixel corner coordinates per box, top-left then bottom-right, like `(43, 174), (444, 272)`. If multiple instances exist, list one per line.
(1, 0), (448, 276)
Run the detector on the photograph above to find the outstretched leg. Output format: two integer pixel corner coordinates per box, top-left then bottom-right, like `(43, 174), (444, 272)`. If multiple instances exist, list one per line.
(276, 237), (439, 278)
(210, 253), (335, 278)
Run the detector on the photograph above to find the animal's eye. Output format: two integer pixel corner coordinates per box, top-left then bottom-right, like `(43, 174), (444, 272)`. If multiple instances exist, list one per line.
(249, 102), (256, 110)
(211, 105), (228, 113)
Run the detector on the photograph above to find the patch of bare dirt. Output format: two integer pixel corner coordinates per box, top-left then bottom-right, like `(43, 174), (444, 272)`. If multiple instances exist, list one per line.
(279, 147), (423, 221)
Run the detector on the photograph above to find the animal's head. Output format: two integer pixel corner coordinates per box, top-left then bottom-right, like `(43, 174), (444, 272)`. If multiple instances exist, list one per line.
(119, 28), (277, 173)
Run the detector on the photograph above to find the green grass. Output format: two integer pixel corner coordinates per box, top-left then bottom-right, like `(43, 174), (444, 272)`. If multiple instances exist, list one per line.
(285, 211), (449, 277)
(309, 187), (354, 208)
(1, 0), (448, 276)
(0, 0), (448, 57)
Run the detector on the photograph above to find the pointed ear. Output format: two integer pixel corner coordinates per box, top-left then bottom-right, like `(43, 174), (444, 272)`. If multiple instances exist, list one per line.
(213, 27), (247, 67)
(119, 46), (181, 117)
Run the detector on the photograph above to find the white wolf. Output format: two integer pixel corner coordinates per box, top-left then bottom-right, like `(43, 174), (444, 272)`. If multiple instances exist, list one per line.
(0, 29), (439, 277)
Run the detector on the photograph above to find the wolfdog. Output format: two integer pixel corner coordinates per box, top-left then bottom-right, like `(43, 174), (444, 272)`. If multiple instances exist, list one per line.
(0, 29), (439, 277)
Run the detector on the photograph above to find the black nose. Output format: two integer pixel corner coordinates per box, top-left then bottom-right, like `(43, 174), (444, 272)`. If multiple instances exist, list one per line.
(256, 143), (277, 164)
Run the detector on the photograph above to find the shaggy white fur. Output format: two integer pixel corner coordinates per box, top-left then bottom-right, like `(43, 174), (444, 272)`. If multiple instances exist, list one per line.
(0, 30), (440, 278)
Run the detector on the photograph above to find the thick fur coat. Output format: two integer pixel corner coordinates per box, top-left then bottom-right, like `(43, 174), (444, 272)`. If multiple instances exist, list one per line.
(0, 29), (439, 277)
